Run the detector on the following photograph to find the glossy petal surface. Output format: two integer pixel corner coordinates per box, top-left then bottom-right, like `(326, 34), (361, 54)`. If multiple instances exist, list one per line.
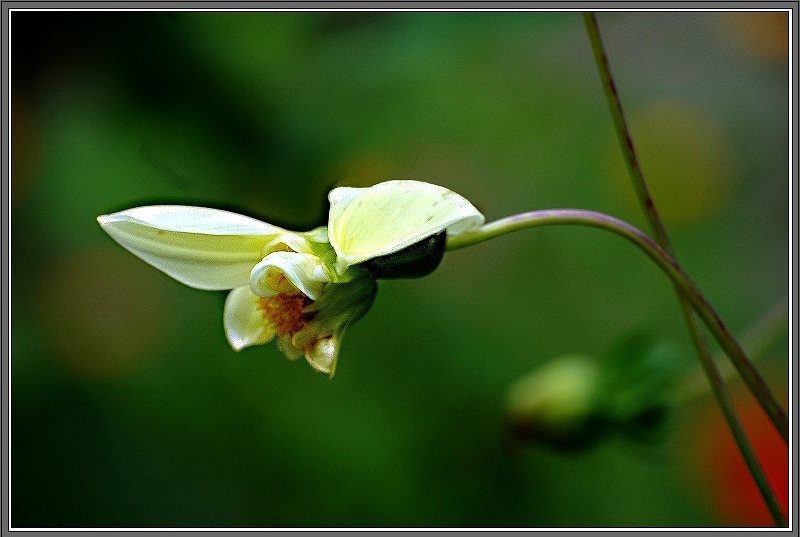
(328, 180), (485, 271)
(223, 286), (276, 351)
(98, 206), (283, 290)
(250, 251), (328, 300)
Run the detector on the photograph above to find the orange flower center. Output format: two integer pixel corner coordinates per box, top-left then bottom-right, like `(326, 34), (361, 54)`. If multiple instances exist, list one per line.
(257, 293), (315, 337)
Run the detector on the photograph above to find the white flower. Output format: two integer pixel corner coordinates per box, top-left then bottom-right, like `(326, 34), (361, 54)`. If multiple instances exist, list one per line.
(97, 180), (486, 376)
(97, 205), (374, 376)
(223, 273), (375, 376)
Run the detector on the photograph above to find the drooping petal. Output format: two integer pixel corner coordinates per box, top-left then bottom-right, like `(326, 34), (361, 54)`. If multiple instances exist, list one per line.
(328, 180), (485, 272)
(304, 336), (338, 376)
(291, 274), (377, 377)
(250, 251), (328, 300)
(223, 286), (276, 351)
(98, 206), (284, 290)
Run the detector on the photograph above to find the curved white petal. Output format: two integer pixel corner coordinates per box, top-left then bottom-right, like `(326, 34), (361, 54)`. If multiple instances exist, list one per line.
(304, 336), (338, 377)
(98, 206), (283, 290)
(290, 275), (377, 377)
(250, 251), (328, 300)
(223, 286), (276, 351)
(101, 205), (285, 235)
(328, 180), (485, 271)
(265, 232), (317, 255)
(289, 322), (339, 376)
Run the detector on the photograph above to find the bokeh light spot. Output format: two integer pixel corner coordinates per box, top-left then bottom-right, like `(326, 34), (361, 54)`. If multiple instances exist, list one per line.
(716, 12), (789, 64)
(606, 100), (734, 227)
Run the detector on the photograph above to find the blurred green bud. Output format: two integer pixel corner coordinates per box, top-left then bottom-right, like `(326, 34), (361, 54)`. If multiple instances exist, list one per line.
(504, 335), (685, 452)
(505, 354), (604, 450)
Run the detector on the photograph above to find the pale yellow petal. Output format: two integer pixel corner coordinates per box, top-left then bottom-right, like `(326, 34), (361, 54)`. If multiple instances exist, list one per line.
(223, 286), (276, 351)
(328, 180), (485, 271)
(250, 251), (328, 300)
(304, 337), (338, 377)
(98, 206), (283, 290)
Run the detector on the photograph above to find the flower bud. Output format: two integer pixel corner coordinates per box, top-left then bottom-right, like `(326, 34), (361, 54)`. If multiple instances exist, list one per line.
(504, 336), (683, 451)
(505, 354), (604, 450)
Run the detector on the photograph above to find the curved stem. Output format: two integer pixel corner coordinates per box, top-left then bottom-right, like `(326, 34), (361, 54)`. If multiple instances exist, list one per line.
(583, 12), (787, 527)
(448, 210), (788, 525)
(447, 210), (789, 443)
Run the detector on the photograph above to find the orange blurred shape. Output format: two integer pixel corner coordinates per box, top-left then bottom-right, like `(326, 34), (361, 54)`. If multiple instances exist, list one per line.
(36, 248), (174, 378)
(689, 393), (788, 526)
(717, 12), (789, 63)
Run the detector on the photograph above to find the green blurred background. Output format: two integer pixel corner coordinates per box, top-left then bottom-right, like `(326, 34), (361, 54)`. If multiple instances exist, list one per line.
(11, 11), (789, 528)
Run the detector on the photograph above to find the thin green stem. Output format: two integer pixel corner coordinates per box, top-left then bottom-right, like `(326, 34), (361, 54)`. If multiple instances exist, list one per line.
(447, 209), (787, 525)
(445, 212), (697, 323)
(584, 11), (701, 365)
(583, 11), (787, 442)
(691, 335), (787, 528)
(583, 13), (671, 246)
(677, 298), (789, 404)
(583, 12), (786, 526)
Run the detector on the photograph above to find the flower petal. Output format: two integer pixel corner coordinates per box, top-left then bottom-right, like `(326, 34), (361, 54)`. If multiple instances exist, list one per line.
(304, 336), (338, 377)
(98, 206), (283, 290)
(328, 180), (485, 271)
(291, 275), (377, 377)
(250, 251), (328, 300)
(223, 286), (276, 351)
(265, 227), (329, 255)
(302, 226), (331, 245)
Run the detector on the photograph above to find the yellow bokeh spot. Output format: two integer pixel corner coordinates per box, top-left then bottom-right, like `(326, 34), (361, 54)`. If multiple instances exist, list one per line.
(606, 100), (734, 227)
